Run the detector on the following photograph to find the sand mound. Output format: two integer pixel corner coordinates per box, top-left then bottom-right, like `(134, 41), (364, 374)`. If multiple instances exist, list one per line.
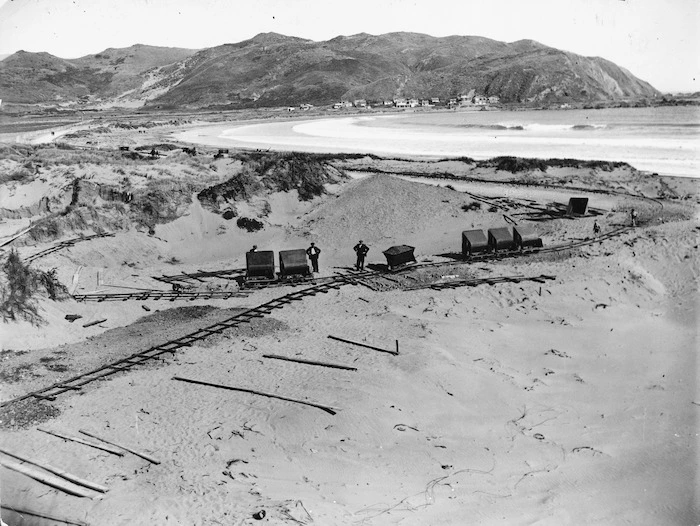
(303, 174), (502, 264)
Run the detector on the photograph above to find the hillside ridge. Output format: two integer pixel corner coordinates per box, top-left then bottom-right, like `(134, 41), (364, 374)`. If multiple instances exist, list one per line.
(0, 32), (659, 108)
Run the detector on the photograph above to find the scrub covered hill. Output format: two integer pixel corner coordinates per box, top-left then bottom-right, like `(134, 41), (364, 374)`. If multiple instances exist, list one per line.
(0, 32), (659, 108)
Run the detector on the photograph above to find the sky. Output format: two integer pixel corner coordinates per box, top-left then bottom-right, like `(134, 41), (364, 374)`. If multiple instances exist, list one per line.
(0, 0), (698, 93)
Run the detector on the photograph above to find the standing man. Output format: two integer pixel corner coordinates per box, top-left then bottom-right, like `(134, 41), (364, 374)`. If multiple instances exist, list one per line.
(631, 209), (638, 227)
(306, 242), (321, 273)
(249, 245), (258, 253)
(593, 220), (600, 235)
(354, 240), (369, 271)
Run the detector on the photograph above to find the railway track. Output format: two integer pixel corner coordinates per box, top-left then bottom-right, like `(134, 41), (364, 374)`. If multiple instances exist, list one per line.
(379, 225), (633, 273)
(72, 289), (250, 302)
(405, 273), (556, 292)
(67, 226), (632, 302)
(24, 233), (116, 264)
(151, 268), (246, 287)
(0, 226), (635, 409)
(0, 278), (354, 409)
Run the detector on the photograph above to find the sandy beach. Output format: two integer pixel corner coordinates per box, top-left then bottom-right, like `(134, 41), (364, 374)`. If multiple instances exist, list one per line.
(0, 117), (698, 525)
(174, 107), (700, 178)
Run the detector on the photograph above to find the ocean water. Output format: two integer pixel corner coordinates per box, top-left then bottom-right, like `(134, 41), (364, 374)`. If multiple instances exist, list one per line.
(219, 106), (700, 178)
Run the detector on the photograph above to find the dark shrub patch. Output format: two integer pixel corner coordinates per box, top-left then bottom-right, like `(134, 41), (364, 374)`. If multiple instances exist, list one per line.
(462, 202), (482, 211)
(1, 250), (69, 325)
(237, 217), (264, 232)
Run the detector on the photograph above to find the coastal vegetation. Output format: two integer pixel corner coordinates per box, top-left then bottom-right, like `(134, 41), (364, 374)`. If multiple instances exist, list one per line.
(0, 250), (68, 325)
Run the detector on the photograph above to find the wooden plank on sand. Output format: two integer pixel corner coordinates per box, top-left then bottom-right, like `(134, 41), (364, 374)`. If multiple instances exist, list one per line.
(78, 430), (160, 465)
(0, 447), (108, 493)
(0, 459), (102, 499)
(327, 335), (398, 356)
(0, 505), (88, 526)
(262, 354), (357, 371)
(37, 428), (124, 456)
(172, 376), (337, 415)
(82, 318), (107, 328)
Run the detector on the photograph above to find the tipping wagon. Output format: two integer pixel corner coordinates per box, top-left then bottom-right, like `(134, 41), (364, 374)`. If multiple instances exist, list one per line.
(279, 249), (310, 279)
(462, 229), (490, 257)
(383, 245), (417, 270)
(513, 225), (543, 250)
(245, 250), (276, 284)
(487, 227), (517, 253)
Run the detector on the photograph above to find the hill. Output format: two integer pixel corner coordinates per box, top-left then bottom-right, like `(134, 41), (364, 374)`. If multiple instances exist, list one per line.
(0, 33), (659, 108)
(0, 45), (197, 104)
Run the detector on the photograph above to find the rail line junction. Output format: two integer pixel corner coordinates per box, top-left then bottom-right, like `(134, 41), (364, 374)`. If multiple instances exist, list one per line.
(0, 225), (634, 410)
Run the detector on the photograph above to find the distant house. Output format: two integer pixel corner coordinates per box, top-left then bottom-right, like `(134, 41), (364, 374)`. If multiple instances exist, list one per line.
(431, 97), (440, 104)
(408, 99), (420, 107)
(287, 107), (296, 112)
(332, 101), (353, 109)
(420, 99), (431, 107)
(473, 95), (488, 105)
(488, 96), (500, 104)
(300, 103), (314, 110)
(448, 98), (458, 106)
(394, 98), (408, 108)
(353, 99), (367, 108)
(383, 100), (393, 106)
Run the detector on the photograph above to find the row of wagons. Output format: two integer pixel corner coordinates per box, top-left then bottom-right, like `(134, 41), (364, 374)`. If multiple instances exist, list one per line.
(246, 249), (310, 282)
(462, 225), (543, 256)
(244, 225), (541, 282)
(245, 245), (419, 282)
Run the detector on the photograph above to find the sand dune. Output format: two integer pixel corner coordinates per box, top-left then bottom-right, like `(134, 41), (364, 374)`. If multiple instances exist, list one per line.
(0, 134), (697, 525)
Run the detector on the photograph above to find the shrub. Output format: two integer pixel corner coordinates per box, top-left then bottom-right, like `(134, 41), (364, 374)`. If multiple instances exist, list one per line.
(0, 166), (34, 185)
(236, 217), (264, 232)
(202, 152), (347, 204)
(198, 165), (262, 205)
(461, 202), (482, 212)
(482, 157), (548, 173)
(0, 251), (68, 325)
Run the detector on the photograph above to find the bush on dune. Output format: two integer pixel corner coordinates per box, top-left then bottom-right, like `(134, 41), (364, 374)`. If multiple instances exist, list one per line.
(473, 156), (632, 174)
(199, 152), (348, 210)
(198, 165), (263, 206)
(0, 250), (68, 326)
(130, 179), (198, 231)
(236, 217), (264, 232)
(0, 164), (35, 185)
(259, 152), (343, 200)
(0, 144), (35, 162)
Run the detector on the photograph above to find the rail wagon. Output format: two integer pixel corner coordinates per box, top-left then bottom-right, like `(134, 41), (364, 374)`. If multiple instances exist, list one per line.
(383, 245), (416, 270)
(566, 197), (589, 216)
(245, 250), (276, 283)
(513, 225), (543, 250)
(487, 227), (517, 252)
(279, 249), (310, 278)
(462, 229), (489, 257)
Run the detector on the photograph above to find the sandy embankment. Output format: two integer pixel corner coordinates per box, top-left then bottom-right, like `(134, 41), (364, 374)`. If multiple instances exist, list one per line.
(0, 127), (698, 524)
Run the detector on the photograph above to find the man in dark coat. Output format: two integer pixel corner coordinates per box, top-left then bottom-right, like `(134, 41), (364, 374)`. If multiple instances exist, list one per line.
(306, 242), (321, 273)
(354, 240), (369, 271)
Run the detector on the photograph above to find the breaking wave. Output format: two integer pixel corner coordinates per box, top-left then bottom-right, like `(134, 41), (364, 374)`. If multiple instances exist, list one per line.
(457, 123), (608, 131)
